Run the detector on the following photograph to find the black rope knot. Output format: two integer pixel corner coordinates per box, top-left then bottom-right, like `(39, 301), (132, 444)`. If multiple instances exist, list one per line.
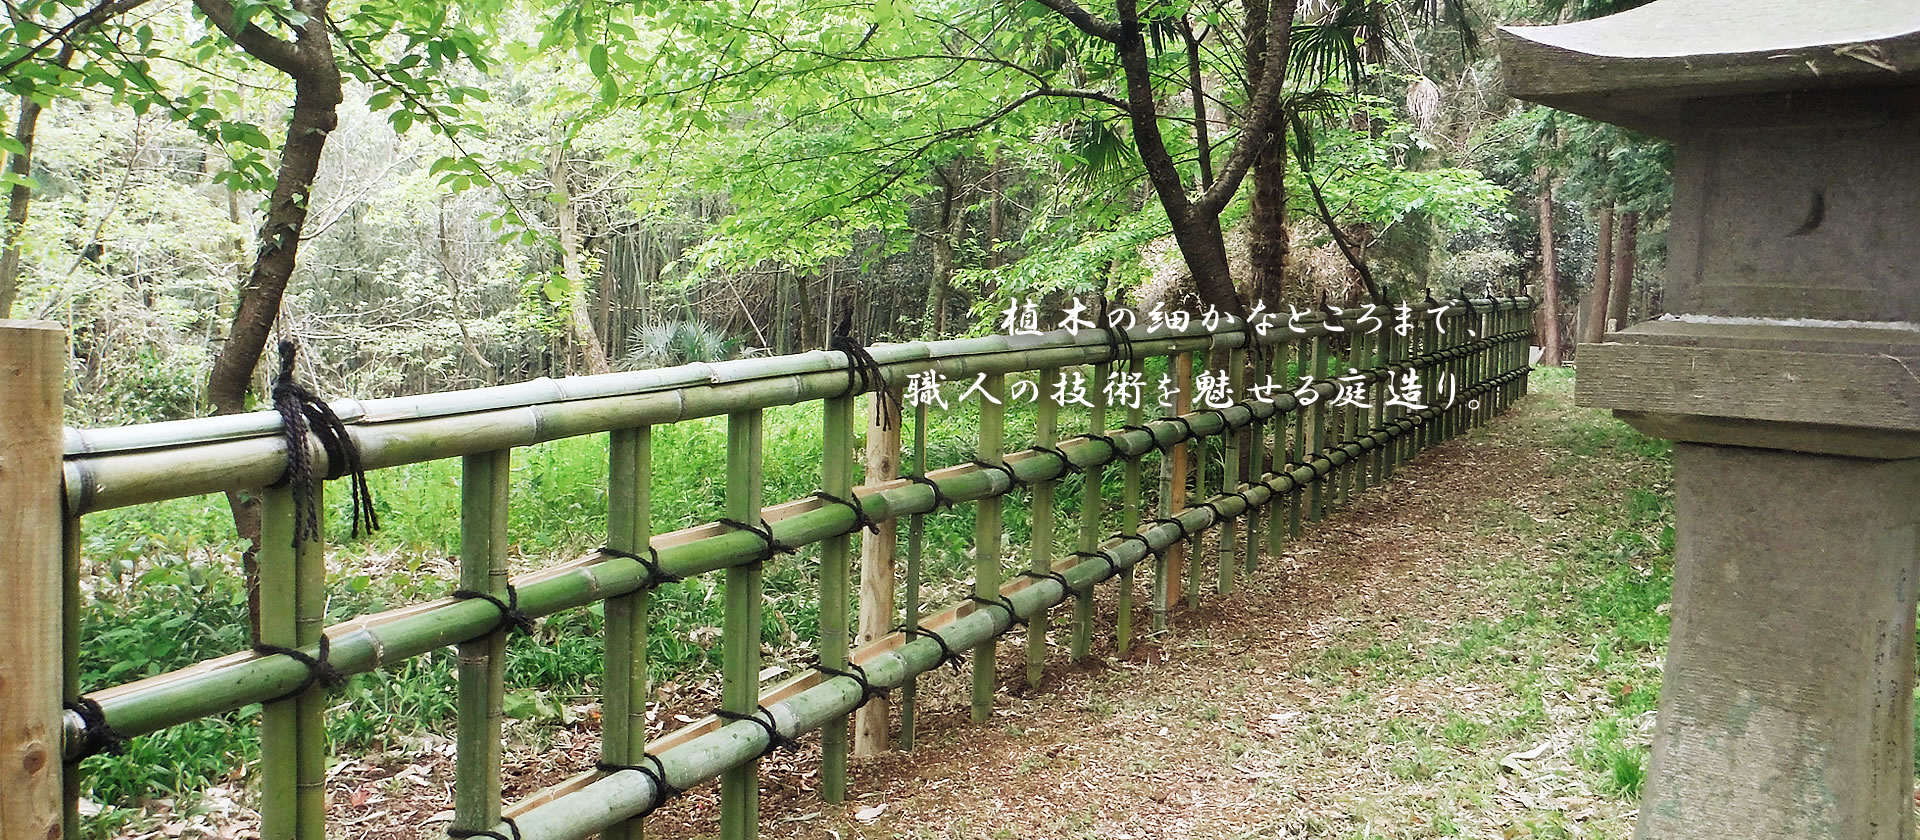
(811, 490), (880, 534)
(1029, 445), (1078, 476)
(64, 696), (126, 761)
(1154, 415), (1198, 445)
(1148, 516), (1193, 542)
(271, 340), (379, 542)
(1117, 423), (1165, 454)
(899, 624), (965, 671)
(902, 473), (953, 511)
(830, 310), (898, 430)
(713, 705), (797, 758)
(253, 634), (346, 704)
(811, 659), (889, 709)
(596, 752), (682, 818)
(452, 585), (537, 637)
(1076, 433), (1126, 465)
(1018, 567), (1076, 599)
(448, 817), (522, 840)
(970, 458), (1026, 493)
(716, 518), (796, 564)
(599, 545), (681, 590)
(967, 592), (1025, 631)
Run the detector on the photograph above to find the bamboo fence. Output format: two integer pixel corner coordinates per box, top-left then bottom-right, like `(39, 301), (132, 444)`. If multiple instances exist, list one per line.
(1, 296), (1534, 840)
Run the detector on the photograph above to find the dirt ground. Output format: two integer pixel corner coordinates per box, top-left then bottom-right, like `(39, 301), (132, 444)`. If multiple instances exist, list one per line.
(295, 371), (1663, 840)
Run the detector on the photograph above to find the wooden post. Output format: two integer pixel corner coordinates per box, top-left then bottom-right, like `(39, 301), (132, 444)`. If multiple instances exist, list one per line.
(853, 386), (900, 757)
(1164, 352), (1192, 614)
(971, 374), (1005, 723)
(721, 410), (764, 840)
(1305, 334), (1330, 522)
(1267, 339), (1290, 556)
(603, 426), (653, 840)
(1217, 348), (1243, 594)
(454, 450), (511, 839)
(0, 321), (64, 840)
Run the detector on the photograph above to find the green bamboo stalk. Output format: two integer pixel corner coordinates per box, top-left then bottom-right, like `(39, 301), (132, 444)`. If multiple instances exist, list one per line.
(900, 401), (927, 749)
(1357, 325), (1376, 496)
(1185, 350), (1205, 611)
(972, 373), (1005, 723)
(1117, 357), (1144, 655)
(1026, 369), (1057, 688)
(1217, 348), (1242, 594)
(1265, 341), (1287, 561)
(455, 450), (511, 837)
(1070, 361), (1107, 662)
(295, 486), (326, 840)
(819, 392), (853, 802)
(603, 425), (651, 840)
(1153, 405), (1173, 634)
(258, 485), (298, 840)
(721, 410), (764, 840)
(1287, 337), (1305, 540)
(1306, 334), (1330, 522)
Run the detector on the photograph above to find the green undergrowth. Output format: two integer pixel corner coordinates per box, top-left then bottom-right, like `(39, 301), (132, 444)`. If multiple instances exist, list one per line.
(75, 359), (1251, 831)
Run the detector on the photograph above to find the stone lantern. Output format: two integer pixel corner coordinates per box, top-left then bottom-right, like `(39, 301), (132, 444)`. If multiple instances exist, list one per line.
(1500, 2), (1920, 838)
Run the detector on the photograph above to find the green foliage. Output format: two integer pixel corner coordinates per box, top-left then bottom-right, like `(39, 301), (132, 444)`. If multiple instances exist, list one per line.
(625, 319), (742, 368)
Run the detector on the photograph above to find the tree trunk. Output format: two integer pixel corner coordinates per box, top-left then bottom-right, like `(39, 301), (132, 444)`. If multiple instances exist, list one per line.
(1583, 205), (1614, 345)
(985, 163), (1003, 270)
(1182, 19), (1213, 191)
(547, 142), (611, 376)
(0, 57), (65, 319)
(928, 166), (964, 337)
(1608, 209), (1637, 332)
(1241, 0), (1286, 309)
(1534, 168), (1564, 366)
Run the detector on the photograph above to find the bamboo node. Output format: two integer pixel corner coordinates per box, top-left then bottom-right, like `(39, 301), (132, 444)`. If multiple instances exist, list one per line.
(595, 752), (682, 818)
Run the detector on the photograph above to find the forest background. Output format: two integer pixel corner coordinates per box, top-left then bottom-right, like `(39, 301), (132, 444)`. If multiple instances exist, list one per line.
(2, 0), (1670, 428)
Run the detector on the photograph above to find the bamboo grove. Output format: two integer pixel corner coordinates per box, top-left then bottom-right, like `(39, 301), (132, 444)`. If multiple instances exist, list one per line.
(22, 295), (1534, 840)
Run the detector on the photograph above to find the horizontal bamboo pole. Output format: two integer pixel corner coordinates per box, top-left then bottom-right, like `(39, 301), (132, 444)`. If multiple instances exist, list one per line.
(64, 329), (1531, 753)
(461, 365), (1533, 840)
(63, 300), (1531, 514)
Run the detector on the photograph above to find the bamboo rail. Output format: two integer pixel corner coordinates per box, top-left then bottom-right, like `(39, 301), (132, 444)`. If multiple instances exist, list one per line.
(16, 298), (1533, 840)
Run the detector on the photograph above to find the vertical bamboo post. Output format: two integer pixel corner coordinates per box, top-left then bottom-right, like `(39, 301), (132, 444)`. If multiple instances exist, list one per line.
(1341, 335), (1363, 505)
(0, 322), (63, 840)
(1117, 357), (1145, 654)
(1162, 351), (1194, 613)
(1288, 337), (1306, 539)
(1306, 334), (1330, 522)
(899, 401), (928, 749)
(1267, 339), (1289, 557)
(1381, 322), (1401, 480)
(1357, 325), (1376, 495)
(1026, 369), (1058, 687)
(820, 392), (854, 800)
(604, 426), (653, 840)
(1071, 361), (1108, 662)
(855, 385), (901, 756)
(721, 410), (765, 839)
(61, 518), (81, 840)
(294, 492), (326, 840)
(971, 374), (1005, 723)
(1181, 351), (1203, 611)
(454, 450), (510, 838)
(258, 486), (299, 840)
(1217, 348), (1243, 594)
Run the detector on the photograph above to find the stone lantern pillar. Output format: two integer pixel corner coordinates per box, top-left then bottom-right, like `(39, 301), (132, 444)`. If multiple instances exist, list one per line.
(1500, 3), (1920, 838)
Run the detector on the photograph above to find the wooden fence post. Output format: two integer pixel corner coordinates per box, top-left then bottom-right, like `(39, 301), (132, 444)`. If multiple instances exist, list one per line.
(721, 409), (765, 840)
(853, 384), (900, 758)
(0, 321), (65, 840)
(971, 374), (1006, 723)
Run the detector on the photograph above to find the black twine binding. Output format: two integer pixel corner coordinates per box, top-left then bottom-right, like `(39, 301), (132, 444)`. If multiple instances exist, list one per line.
(967, 592), (1026, 631)
(597, 752), (684, 817)
(1076, 433), (1125, 464)
(812, 659), (889, 708)
(713, 705), (797, 758)
(1118, 423), (1165, 453)
(599, 545), (682, 589)
(830, 309), (898, 431)
(252, 635), (345, 704)
(1108, 532), (1164, 563)
(900, 624), (965, 671)
(811, 490), (880, 534)
(716, 518), (796, 564)
(451, 586), (537, 637)
(970, 459), (1026, 492)
(1148, 516), (1193, 542)
(1098, 297), (1135, 363)
(1030, 445), (1077, 475)
(64, 696), (126, 760)
(1018, 567), (1074, 595)
(1195, 500), (1229, 524)
(271, 340), (379, 542)
(448, 817), (522, 840)
(1069, 548), (1124, 580)
(1155, 415), (1199, 444)
(1199, 407), (1234, 433)
(902, 474), (953, 510)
